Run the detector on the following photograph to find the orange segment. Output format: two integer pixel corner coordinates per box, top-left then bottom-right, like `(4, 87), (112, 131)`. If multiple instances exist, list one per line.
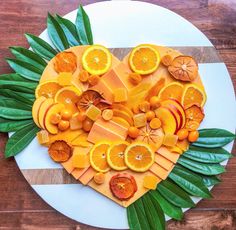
(129, 44), (160, 75)
(55, 86), (82, 113)
(158, 82), (184, 102)
(54, 51), (77, 73)
(124, 142), (155, 172)
(181, 84), (206, 108)
(82, 45), (112, 75)
(107, 141), (129, 170)
(89, 142), (111, 173)
(35, 81), (62, 99)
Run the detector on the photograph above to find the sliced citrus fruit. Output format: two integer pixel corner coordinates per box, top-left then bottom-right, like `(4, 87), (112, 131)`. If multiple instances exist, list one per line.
(124, 142), (155, 172)
(107, 141), (129, 170)
(185, 105), (205, 123)
(35, 81), (62, 99)
(55, 86), (82, 113)
(54, 51), (77, 73)
(90, 141), (111, 173)
(109, 173), (137, 200)
(181, 84), (206, 108)
(82, 45), (112, 75)
(158, 82), (184, 102)
(129, 44), (160, 75)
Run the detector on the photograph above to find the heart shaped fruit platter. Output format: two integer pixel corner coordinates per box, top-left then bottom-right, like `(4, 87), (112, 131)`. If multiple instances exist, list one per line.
(1, 3), (235, 230)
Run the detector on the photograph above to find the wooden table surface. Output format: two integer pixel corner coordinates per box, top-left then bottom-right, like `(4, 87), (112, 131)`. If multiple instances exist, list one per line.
(0, 0), (235, 229)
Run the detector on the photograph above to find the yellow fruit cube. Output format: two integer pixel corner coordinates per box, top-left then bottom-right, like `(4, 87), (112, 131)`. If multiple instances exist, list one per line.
(72, 149), (90, 168)
(86, 105), (101, 121)
(37, 130), (49, 144)
(133, 113), (147, 128)
(163, 134), (178, 147)
(114, 88), (128, 102)
(57, 72), (72, 86)
(143, 175), (160, 190)
(70, 114), (82, 130)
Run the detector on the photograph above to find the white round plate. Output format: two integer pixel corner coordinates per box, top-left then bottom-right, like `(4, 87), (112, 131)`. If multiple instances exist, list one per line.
(14, 1), (236, 229)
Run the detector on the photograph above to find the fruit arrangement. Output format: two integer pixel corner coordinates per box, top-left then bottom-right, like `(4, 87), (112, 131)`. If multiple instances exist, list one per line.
(1, 5), (235, 230)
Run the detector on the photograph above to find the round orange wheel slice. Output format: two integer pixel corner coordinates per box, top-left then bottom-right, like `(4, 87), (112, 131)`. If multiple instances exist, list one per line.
(55, 86), (82, 113)
(54, 51), (77, 73)
(82, 45), (112, 75)
(181, 84), (206, 108)
(124, 142), (155, 172)
(35, 81), (62, 99)
(107, 141), (129, 171)
(158, 82), (184, 102)
(129, 44), (160, 75)
(90, 142), (111, 173)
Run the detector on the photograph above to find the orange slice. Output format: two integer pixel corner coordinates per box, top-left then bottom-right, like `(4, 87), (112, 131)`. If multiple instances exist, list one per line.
(124, 142), (155, 172)
(35, 81), (62, 99)
(55, 86), (82, 113)
(129, 44), (160, 75)
(54, 51), (77, 73)
(89, 141), (111, 173)
(181, 84), (206, 108)
(158, 82), (184, 102)
(82, 45), (112, 75)
(107, 141), (129, 171)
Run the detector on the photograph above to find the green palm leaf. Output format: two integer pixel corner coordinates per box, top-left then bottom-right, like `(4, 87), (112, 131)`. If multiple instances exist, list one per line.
(0, 118), (33, 132)
(25, 33), (58, 60)
(201, 175), (221, 187)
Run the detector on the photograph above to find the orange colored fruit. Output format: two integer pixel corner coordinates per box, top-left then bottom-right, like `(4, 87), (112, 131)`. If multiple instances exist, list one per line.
(113, 109), (133, 126)
(112, 117), (130, 129)
(129, 72), (142, 85)
(107, 141), (129, 170)
(168, 55), (198, 82)
(139, 101), (150, 113)
(185, 120), (200, 131)
(112, 104), (133, 118)
(88, 75), (100, 86)
(58, 120), (70, 131)
(94, 172), (106, 184)
(161, 54), (173, 67)
(146, 111), (155, 121)
(145, 78), (165, 101)
(124, 142), (155, 172)
(61, 109), (73, 120)
(181, 84), (206, 108)
(77, 112), (86, 122)
(38, 98), (54, 129)
(102, 109), (113, 121)
(90, 142), (110, 172)
(177, 129), (189, 140)
(109, 173), (137, 200)
(35, 81), (62, 99)
(129, 44), (160, 75)
(132, 104), (140, 114)
(149, 118), (161, 130)
(82, 118), (93, 132)
(54, 51), (77, 73)
(188, 130), (199, 142)
(128, 126), (140, 139)
(149, 96), (161, 109)
(185, 105), (205, 123)
(158, 82), (184, 102)
(50, 113), (61, 125)
(79, 70), (89, 83)
(82, 45), (112, 75)
(32, 96), (46, 127)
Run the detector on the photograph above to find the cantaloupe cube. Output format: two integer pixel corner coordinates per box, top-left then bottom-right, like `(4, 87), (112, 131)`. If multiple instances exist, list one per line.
(37, 130), (49, 144)
(72, 152), (89, 168)
(86, 105), (101, 121)
(70, 114), (82, 130)
(163, 134), (178, 147)
(133, 113), (147, 128)
(155, 154), (173, 170)
(79, 167), (96, 185)
(57, 72), (72, 86)
(143, 175), (160, 190)
(114, 88), (128, 102)
(157, 147), (180, 163)
(61, 157), (74, 174)
(149, 163), (168, 180)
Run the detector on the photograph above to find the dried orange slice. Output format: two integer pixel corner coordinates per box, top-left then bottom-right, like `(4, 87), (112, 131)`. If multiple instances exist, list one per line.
(158, 82), (184, 102)
(129, 44), (160, 75)
(90, 141), (110, 173)
(54, 51), (77, 73)
(55, 86), (82, 113)
(82, 45), (112, 75)
(168, 55), (198, 82)
(185, 105), (205, 122)
(181, 84), (206, 108)
(124, 142), (155, 172)
(107, 141), (129, 171)
(35, 81), (62, 99)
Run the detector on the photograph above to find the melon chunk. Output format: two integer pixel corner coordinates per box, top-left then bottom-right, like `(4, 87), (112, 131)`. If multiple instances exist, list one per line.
(61, 157), (75, 174)
(114, 88), (128, 103)
(86, 105), (101, 121)
(71, 167), (89, 180)
(133, 113), (147, 128)
(143, 175), (161, 190)
(72, 147), (90, 168)
(149, 163), (168, 180)
(157, 147), (180, 163)
(79, 167), (96, 185)
(154, 154), (173, 170)
(37, 130), (49, 144)
(69, 114), (83, 130)
(163, 134), (178, 147)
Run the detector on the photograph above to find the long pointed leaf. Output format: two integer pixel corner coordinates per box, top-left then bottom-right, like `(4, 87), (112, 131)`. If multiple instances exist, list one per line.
(25, 33), (58, 61)
(0, 99), (32, 111)
(76, 5), (93, 45)
(0, 118), (33, 132)
(10, 46), (47, 71)
(6, 58), (41, 82)
(127, 204), (142, 230)
(5, 123), (39, 158)
(47, 13), (69, 51)
(0, 73), (35, 82)
(201, 175), (221, 187)
(55, 14), (81, 46)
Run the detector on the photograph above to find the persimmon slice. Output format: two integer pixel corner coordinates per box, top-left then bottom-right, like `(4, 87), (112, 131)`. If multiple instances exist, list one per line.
(54, 52), (77, 73)
(185, 105), (205, 123)
(168, 55), (198, 82)
(109, 173), (137, 200)
(48, 140), (72, 163)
